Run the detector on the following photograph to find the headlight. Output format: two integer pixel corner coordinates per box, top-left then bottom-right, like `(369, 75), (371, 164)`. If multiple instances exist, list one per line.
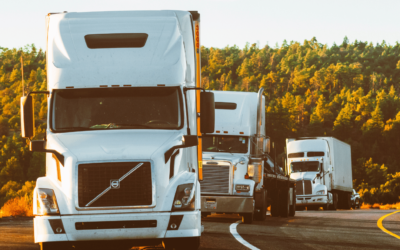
(172, 183), (195, 211)
(316, 190), (325, 195)
(247, 165), (255, 177)
(37, 188), (59, 215)
(235, 184), (250, 192)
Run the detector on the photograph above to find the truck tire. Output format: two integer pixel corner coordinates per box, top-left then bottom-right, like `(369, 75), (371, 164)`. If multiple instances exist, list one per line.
(323, 203), (330, 210)
(270, 190), (279, 217)
(254, 189), (267, 221)
(39, 242), (69, 250)
(329, 193), (338, 210)
(355, 198), (360, 209)
(242, 212), (254, 224)
(201, 212), (210, 218)
(279, 188), (290, 217)
(289, 187), (296, 216)
(163, 237), (200, 250)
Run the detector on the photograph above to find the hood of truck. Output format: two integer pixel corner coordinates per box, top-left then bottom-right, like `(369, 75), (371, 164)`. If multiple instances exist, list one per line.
(203, 152), (248, 164)
(53, 130), (181, 162)
(291, 172), (318, 181)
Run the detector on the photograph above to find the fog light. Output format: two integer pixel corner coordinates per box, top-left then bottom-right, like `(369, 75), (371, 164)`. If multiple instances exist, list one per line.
(56, 227), (63, 233)
(167, 215), (183, 231)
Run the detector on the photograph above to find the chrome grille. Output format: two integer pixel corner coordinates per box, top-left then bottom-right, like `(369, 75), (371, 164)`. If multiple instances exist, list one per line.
(296, 180), (312, 196)
(78, 162), (152, 207)
(304, 180), (312, 195)
(201, 163), (230, 194)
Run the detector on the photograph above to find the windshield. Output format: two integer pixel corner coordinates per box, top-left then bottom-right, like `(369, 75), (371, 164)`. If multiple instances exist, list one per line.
(52, 87), (182, 132)
(202, 136), (248, 153)
(290, 161), (320, 173)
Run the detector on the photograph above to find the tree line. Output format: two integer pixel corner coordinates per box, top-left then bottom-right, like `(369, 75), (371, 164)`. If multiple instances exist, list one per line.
(0, 37), (400, 210)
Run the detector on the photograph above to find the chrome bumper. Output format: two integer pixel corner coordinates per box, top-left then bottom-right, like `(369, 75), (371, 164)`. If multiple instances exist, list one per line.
(296, 195), (329, 206)
(201, 196), (253, 213)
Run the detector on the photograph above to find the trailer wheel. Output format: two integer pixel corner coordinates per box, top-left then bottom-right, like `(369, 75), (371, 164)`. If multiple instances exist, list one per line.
(279, 188), (290, 217)
(254, 189), (267, 221)
(342, 193), (352, 209)
(270, 190), (279, 217)
(163, 237), (200, 250)
(289, 187), (296, 216)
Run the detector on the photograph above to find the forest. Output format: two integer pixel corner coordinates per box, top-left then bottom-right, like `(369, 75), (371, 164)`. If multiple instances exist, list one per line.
(0, 37), (400, 214)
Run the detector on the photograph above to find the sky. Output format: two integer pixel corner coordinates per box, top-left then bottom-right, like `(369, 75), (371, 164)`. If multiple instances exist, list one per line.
(1, 0), (400, 50)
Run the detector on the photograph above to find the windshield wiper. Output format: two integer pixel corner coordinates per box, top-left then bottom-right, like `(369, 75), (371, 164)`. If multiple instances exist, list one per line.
(109, 123), (154, 129)
(57, 127), (93, 131)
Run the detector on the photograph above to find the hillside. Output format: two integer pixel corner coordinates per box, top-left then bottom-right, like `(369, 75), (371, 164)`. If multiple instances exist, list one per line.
(0, 38), (400, 212)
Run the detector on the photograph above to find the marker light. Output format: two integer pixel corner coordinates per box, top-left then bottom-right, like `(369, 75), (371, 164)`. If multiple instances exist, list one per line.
(247, 165), (255, 177)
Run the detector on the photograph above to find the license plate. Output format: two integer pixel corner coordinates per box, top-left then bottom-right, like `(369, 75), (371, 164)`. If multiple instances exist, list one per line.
(205, 201), (217, 209)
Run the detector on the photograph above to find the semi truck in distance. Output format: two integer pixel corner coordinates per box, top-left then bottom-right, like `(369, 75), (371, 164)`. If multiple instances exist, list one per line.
(20, 10), (215, 250)
(200, 89), (296, 224)
(286, 137), (353, 210)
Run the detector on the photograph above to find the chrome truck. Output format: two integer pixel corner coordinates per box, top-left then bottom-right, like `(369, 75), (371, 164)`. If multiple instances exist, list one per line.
(286, 137), (353, 210)
(200, 89), (296, 224)
(20, 10), (215, 250)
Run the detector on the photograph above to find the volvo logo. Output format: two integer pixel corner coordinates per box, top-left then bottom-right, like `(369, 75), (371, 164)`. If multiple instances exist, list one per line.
(110, 179), (120, 189)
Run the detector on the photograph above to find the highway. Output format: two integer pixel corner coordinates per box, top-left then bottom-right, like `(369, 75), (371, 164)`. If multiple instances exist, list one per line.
(1, 209), (399, 250)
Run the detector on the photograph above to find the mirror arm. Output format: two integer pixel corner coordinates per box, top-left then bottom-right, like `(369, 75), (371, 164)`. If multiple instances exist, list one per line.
(46, 150), (65, 166)
(165, 144), (194, 163)
(29, 139), (64, 166)
(27, 91), (50, 98)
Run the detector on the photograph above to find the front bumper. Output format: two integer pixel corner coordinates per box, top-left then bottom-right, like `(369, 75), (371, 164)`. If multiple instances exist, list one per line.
(34, 211), (200, 243)
(296, 195), (329, 206)
(200, 195), (253, 213)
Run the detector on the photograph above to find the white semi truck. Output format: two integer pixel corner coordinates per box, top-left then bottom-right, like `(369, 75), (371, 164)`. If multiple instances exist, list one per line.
(201, 89), (296, 223)
(20, 10), (215, 250)
(286, 137), (353, 210)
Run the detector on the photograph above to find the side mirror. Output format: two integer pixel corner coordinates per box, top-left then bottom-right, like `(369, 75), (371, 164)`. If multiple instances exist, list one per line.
(183, 135), (198, 147)
(30, 140), (46, 152)
(200, 92), (215, 133)
(20, 96), (35, 138)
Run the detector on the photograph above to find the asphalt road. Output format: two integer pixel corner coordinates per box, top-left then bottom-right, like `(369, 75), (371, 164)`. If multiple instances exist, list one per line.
(1, 209), (399, 250)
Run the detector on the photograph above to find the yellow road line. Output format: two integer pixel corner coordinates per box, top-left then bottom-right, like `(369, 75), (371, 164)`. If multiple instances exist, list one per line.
(377, 210), (400, 239)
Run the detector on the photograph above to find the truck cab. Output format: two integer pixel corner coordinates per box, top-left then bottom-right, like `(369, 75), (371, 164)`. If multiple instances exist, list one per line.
(20, 10), (214, 250)
(287, 139), (332, 210)
(200, 91), (263, 222)
(287, 137), (353, 210)
(199, 89), (296, 223)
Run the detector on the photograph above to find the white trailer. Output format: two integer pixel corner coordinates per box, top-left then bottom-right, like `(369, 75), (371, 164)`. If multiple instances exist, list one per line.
(20, 10), (215, 250)
(286, 137), (353, 210)
(201, 89), (296, 224)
